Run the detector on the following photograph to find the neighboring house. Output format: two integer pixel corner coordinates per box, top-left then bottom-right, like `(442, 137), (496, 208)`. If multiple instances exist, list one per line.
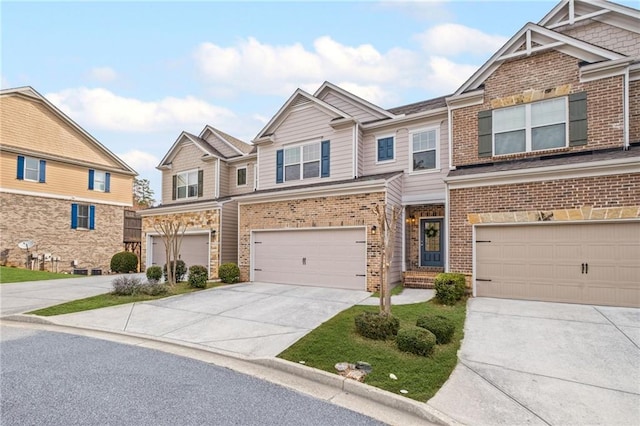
(138, 126), (256, 278)
(444, 0), (640, 307)
(0, 86), (137, 273)
(238, 82), (450, 292)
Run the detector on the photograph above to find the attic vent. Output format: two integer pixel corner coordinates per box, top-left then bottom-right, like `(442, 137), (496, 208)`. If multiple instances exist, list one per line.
(292, 96), (311, 107)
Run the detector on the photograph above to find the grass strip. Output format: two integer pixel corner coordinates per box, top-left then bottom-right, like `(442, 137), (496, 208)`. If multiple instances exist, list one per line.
(0, 266), (82, 284)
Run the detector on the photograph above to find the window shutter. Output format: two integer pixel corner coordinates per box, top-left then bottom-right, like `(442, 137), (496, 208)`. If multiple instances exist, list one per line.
(478, 110), (493, 158)
(71, 204), (78, 229)
(197, 170), (203, 197)
(17, 156), (24, 180)
(172, 175), (177, 200)
(89, 205), (96, 230)
(88, 169), (95, 190)
(321, 140), (330, 178)
(105, 172), (111, 192)
(569, 91), (587, 146)
(39, 160), (46, 183)
(276, 149), (284, 183)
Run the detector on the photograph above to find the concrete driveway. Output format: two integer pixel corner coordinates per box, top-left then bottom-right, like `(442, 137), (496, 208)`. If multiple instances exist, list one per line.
(429, 298), (640, 425)
(35, 282), (371, 358)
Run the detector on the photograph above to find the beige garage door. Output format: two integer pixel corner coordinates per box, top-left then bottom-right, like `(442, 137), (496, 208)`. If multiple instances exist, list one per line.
(253, 228), (366, 290)
(476, 222), (640, 307)
(151, 234), (210, 271)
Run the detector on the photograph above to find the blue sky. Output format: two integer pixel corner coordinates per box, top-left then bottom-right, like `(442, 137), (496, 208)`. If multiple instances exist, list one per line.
(2, 1), (634, 201)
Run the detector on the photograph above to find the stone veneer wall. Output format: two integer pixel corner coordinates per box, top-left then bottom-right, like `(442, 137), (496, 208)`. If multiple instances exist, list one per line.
(0, 192), (124, 272)
(404, 204), (445, 271)
(449, 173), (640, 274)
(239, 192), (387, 292)
(141, 209), (220, 278)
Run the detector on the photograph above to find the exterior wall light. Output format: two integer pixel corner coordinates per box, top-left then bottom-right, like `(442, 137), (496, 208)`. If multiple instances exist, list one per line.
(371, 225), (377, 235)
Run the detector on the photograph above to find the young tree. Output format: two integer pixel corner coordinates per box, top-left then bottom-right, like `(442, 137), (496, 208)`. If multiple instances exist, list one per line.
(133, 178), (156, 209)
(151, 217), (187, 286)
(374, 203), (400, 315)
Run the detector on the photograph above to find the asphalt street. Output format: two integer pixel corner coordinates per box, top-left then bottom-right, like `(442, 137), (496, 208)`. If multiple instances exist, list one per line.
(0, 325), (384, 426)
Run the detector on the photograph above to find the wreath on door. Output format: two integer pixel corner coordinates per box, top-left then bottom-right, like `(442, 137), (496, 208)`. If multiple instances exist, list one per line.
(425, 225), (439, 239)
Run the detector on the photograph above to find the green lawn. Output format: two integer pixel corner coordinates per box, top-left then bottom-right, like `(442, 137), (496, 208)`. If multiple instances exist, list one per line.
(370, 283), (404, 298)
(28, 281), (226, 316)
(0, 266), (81, 284)
(278, 299), (466, 402)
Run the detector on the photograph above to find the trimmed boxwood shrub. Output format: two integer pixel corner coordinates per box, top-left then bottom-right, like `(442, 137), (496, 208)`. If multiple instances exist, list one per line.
(163, 260), (186, 282)
(434, 272), (467, 305)
(188, 265), (208, 288)
(354, 312), (400, 340)
(218, 263), (240, 284)
(416, 314), (455, 344)
(110, 251), (138, 274)
(146, 266), (163, 283)
(396, 327), (436, 356)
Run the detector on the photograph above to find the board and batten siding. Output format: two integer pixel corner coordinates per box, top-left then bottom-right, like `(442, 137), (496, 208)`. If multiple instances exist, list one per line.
(385, 175), (404, 285)
(0, 95), (116, 168)
(161, 142), (216, 204)
(320, 92), (386, 123)
(257, 105), (354, 190)
(219, 200), (239, 265)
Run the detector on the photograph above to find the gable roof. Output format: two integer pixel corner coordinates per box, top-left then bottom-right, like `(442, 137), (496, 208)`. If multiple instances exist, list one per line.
(387, 95), (449, 116)
(253, 88), (352, 142)
(314, 81), (396, 120)
(0, 86), (137, 175)
(539, 0), (640, 33)
(453, 22), (626, 95)
(199, 125), (254, 156)
(158, 131), (221, 168)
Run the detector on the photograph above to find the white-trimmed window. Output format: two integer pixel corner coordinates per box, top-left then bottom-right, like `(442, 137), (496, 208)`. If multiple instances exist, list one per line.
(377, 135), (395, 162)
(411, 129), (438, 172)
(237, 167), (247, 186)
(284, 142), (321, 181)
(25, 157), (40, 181)
(94, 171), (106, 192)
(493, 97), (567, 155)
(176, 170), (199, 199)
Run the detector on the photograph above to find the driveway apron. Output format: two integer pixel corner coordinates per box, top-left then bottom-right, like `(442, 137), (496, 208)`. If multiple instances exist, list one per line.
(428, 298), (640, 426)
(45, 282), (371, 358)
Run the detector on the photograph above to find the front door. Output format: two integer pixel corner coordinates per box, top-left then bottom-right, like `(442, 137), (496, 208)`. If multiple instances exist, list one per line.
(421, 219), (443, 267)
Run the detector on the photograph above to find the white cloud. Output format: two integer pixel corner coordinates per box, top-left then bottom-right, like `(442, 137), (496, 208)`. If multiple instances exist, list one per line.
(88, 67), (118, 83)
(117, 150), (160, 173)
(415, 23), (508, 56)
(45, 87), (237, 133)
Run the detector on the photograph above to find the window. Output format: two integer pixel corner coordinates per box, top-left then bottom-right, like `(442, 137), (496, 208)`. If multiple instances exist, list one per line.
(71, 203), (95, 230)
(493, 98), (567, 155)
(17, 156), (46, 182)
(237, 167), (247, 186)
(411, 129), (437, 171)
(176, 170), (199, 199)
(88, 169), (111, 192)
(377, 136), (394, 162)
(276, 141), (330, 184)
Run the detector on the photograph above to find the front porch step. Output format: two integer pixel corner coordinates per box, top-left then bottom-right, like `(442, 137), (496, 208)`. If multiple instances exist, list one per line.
(403, 270), (443, 289)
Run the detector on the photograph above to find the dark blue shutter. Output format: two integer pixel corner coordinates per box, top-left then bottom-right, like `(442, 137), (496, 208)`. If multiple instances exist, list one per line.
(321, 140), (330, 178)
(105, 172), (111, 192)
(276, 149), (284, 183)
(88, 169), (95, 190)
(39, 160), (46, 183)
(89, 205), (96, 230)
(71, 204), (78, 229)
(17, 156), (25, 180)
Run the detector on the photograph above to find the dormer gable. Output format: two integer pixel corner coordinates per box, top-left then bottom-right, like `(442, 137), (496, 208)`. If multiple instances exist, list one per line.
(199, 125), (254, 157)
(314, 81), (396, 123)
(539, 0), (640, 34)
(157, 132), (221, 170)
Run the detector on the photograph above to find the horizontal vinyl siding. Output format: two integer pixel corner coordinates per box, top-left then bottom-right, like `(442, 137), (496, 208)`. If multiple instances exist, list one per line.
(402, 120), (449, 200)
(321, 92), (385, 123)
(218, 160), (229, 197)
(220, 201), (238, 265)
(257, 106), (354, 190)
(161, 143), (216, 204)
(0, 95), (116, 167)
(227, 161), (256, 196)
(0, 151), (133, 205)
(386, 176), (403, 284)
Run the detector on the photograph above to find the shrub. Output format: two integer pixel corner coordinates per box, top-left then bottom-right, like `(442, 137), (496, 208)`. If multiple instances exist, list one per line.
(163, 260), (186, 282)
(188, 265), (208, 288)
(146, 266), (163, 283)
(140, 281), (169, 296)
(110, 251), (138, 274)
(416, 314), (455, 344)
(112, 276), (143, 295)
(434, 273), (467, 305)
(396, 327), (436, 357)
(354, 312), (400, 340)
(218, 263), (240, 284)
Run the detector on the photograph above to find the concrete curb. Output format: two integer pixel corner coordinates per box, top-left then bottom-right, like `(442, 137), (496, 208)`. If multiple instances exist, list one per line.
(2, 314), (459, 426)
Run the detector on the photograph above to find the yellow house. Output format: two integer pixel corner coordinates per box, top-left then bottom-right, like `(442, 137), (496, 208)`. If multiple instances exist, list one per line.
(0, 86), (137, 273)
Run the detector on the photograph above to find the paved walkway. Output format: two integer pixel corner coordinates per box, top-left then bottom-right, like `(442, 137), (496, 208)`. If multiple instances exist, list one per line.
(357, 288), (434, 306)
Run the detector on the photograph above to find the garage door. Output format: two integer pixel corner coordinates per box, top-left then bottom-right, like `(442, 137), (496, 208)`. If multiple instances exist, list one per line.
(475, 222), (640, 307)
(151, 234), (210, 271)
(252, 228), (366, 290)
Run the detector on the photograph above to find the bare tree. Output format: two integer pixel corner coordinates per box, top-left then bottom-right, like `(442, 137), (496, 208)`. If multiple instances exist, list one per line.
(133, 178), (156, 209)
(374, 203), (400, 315)
(152, 217), (187, 286)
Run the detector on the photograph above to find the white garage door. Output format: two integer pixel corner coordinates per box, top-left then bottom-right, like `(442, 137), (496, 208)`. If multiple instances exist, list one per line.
(252, 228), (366, 290)
(475, 222), (640, 307)
(151, 234), (210, 271)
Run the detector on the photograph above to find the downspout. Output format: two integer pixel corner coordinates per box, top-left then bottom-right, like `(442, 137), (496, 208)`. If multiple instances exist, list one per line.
(353, 123), (358, 178)
(445, 180), (450, 273)
(623, 67), (630, 150)
(448, 105), (454, 169)
(401, 206), (406, 272)
(215, 158), (221, 198)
